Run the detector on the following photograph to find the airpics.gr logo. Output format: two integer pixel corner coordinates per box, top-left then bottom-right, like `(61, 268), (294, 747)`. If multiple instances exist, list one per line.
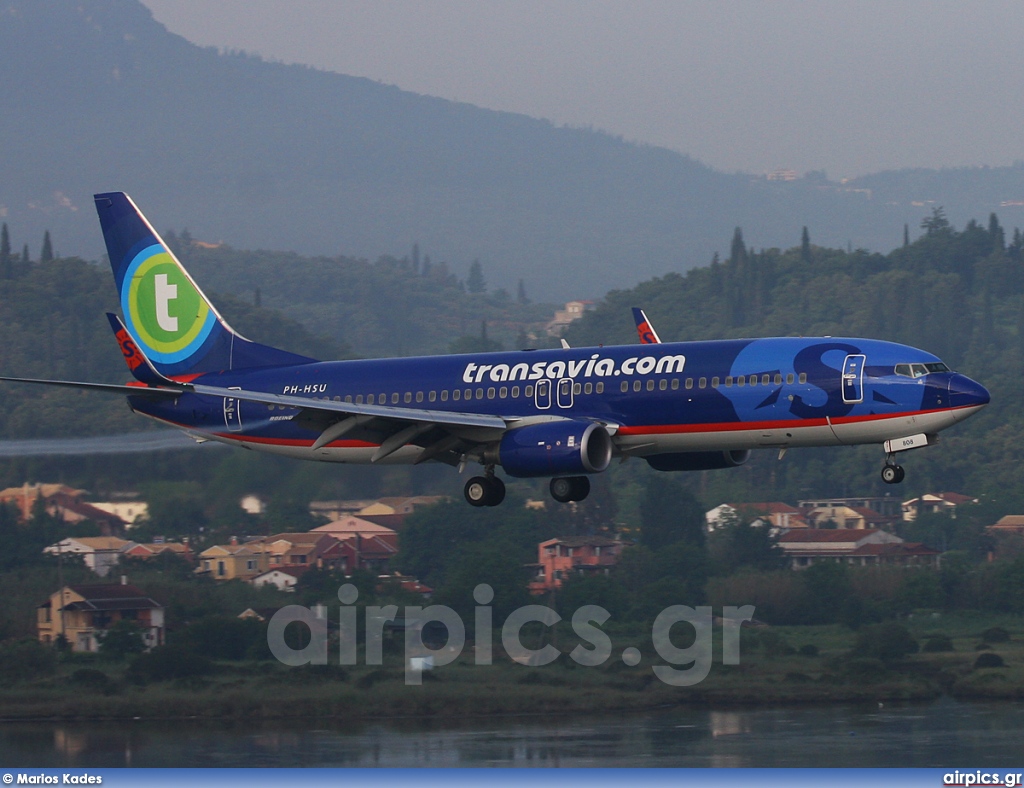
(121, 244), (216, 364)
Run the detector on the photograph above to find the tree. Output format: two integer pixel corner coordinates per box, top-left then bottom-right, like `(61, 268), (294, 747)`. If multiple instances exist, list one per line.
(639, 474), (705, 550)
(921, 206), (950, 235)
(40, 230), (54, 262)
(466, 259), (486, 293)
(97, 619), (147, 659)
(0, 223), (10, 279)
(517, 279), (529, 304)
(800, 226), (811, 262)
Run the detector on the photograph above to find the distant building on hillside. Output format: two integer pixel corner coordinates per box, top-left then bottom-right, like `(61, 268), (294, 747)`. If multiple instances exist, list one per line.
(528, 535), (629, 594)
(901, 492), (977, 522)
(545, 300), (594, 337)
(38, 582), (164, 652)
(798, 496), (902, 522)
(706, 502), (805, 532)
(43, 537), (136, 577)
(778, 529), (939, 569)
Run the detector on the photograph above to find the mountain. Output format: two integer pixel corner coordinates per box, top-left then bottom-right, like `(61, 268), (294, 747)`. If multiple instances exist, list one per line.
(4, 1), (1024, 300)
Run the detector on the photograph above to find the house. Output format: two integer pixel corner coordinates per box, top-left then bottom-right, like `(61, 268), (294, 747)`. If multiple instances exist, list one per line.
(37, 582), (164, 652)
(239, 494), (266, 516)
(43, 537), (137, 577)
(312, 517), (400, 573)
(545, 300), (594, 337)
(358, 496), (446, 516)
(123, 542), (193, 562)
(706, 502), (805, 532)
(987, 516), (1024, 536)
(778, 528), (939, 569)
(902, 492), (978, 522)
(251, 566), (308, 592)
(798, 496), (903, 522)
(801, 504), (888, 531)
(2, 483), (127, 534)
(196, 542), (268, 581)
(88, 500), (149, 526)
(251, 532), (340, 569)
(529, 535), (628, 593)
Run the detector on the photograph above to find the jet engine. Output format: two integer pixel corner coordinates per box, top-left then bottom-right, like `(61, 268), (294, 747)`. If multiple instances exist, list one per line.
(493, 420), (613, 478)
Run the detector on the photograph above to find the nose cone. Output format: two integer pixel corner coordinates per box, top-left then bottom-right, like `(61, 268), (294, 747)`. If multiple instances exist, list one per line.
(948, 374), (990, 411)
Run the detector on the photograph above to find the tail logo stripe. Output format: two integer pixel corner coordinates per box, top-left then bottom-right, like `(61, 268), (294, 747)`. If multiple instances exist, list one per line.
(122, 244), (215, 363)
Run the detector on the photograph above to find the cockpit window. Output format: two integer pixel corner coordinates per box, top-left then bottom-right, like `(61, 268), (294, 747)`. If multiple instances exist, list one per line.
(895, 361), (951, 378)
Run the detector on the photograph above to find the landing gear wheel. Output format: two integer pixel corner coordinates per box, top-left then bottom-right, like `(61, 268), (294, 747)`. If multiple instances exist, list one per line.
(464, 475), (506, 506)
(550, 476), (591, 503)
(881, 464), (905, 484)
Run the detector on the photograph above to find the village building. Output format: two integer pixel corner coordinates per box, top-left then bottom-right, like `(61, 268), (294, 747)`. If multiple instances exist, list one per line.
(778, 528), (940, 569)
(987, 516), (1024, 537)
(43, 537), (137, 577)
(312, 517), (399, 573)
(901, 492), (977, 521)
(798, 495), (903, 523)
(251, 566), (308, 592)
(37, 582), (164, 652)
(545, 300), (594, 337)
(88, 500), (149, 526)
(123, 541), (193, 562)
(528, 535), (628, 594)
(706, 502), (806, 532)
(800, 504), (889, 531)
(195, 541), (269, 581)
(2, 483), (127, 534)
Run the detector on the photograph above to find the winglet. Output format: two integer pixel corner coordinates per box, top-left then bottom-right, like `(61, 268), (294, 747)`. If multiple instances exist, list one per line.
(106, 312), (177, 386)
(632, 307), (662, 344)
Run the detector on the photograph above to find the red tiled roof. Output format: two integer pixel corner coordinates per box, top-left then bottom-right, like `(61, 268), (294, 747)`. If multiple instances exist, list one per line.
(779, 528), (880, 543)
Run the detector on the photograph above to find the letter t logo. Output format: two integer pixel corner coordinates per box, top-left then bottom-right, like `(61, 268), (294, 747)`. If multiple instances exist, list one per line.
(155, 273), (178, 332)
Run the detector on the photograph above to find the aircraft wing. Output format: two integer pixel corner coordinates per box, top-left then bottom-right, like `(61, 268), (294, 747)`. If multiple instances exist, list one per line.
(188, 383), (511, 431)
(0, 376), (182, 398)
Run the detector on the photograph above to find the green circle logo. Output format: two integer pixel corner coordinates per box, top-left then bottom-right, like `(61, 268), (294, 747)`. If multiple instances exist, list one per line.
(121, 246), (215, 364)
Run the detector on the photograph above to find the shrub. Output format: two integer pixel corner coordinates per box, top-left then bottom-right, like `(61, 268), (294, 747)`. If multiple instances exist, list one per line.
(0, 639), (58, 685)
(68, 668), (110, 690)
(921, 634), (954, 653)
(127, 644), (212, 683)
(758, 630), (795, 657)
(97, 620), (146, 660)
(851, 622), (918, 662)
(798, 644), (819, 657)
(973, 652), (1005, 669)
(981, 627), (1010, 643)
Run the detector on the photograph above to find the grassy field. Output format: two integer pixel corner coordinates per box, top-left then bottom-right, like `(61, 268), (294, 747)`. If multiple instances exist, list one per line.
(1, 614), (1021, 721)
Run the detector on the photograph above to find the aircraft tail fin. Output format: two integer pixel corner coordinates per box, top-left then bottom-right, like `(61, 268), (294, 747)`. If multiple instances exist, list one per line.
(94, 192), (317, 377)
(632, 307), (662, 344)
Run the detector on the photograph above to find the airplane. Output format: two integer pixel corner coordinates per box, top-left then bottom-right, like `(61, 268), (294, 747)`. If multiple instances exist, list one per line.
(0, 192), (991, 507)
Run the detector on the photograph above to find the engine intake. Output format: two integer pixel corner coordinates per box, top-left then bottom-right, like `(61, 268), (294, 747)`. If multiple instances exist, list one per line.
(496, 421), (613, 478)
(646, 450), (751, 472)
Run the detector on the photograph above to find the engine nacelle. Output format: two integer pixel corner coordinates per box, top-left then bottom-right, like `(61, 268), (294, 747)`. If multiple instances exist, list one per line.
(646, 449), (751, 472)
(495, 421), (613, 478)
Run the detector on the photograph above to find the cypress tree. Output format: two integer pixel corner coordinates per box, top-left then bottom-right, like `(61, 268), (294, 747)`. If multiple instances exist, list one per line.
(800, 226), (811, 262)
(989, 213), (1005, 251)
(21, 244), (29, 265)
(517, 279), (529, 305)
(467, 259), (486, 294)
(0, 223), (10, 279)
(903, 223), (910, 247)
(40, 231), (54, 263)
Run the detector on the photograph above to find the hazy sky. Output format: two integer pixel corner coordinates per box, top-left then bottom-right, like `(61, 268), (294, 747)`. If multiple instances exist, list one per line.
(141, 1), (1024, 179)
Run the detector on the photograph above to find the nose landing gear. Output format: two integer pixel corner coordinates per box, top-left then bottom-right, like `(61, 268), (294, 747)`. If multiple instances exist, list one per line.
(881, 457), (905, 484)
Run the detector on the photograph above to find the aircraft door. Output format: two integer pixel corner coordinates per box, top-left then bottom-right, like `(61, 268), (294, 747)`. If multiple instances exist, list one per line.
(534, 379), (551, 409)
(224, 387), (243, 431)
(557, 378), (574, 409)
(842, 355), (866, 403)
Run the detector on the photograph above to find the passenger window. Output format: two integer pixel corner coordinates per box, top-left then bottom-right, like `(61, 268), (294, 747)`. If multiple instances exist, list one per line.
(699, 377), (707, 389)
(404, 392), (412, 403)
(573, 383), (581, 394)
(391, 393), (398, 404)
(525, 385), (534, 397)
(500, 386), (508, 398)
(763, 374), (771, 385)
(596, 382), (604, 394)
(345, 395), (353, 403)
(487, 387), (495, 399)
(512, 386), (520, 398)
(416, 392), (424, 403)
(774, 374), (782, 385)
(465, 389), (472, 400)
(441, 390), (448, 402)
(356, 395), (364, 404)
(725, 377), (733, 387)
(799, 373), (807, 384)
(671, 378), (679, 390)
(633, 380), (642, 392)
(621, 381), (629, 393)
(584, 382), (592, 395)
(476, 388), (484, 400)
(685, 378), (693, 390)
(712, 377), (719, 388)
(453, 390), (460, 401)
(647, 380), (655, 391)
(786, 374), (795, 385)
(737, 376), (745, 387)
(659, 379), (668, 391)
(429, 391), (436, 402)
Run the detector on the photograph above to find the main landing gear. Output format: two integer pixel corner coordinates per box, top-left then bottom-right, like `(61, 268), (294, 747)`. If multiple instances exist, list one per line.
(464, 471), (506, 507)
(550, 476), (591, 503)
(881, 457), (905, 485)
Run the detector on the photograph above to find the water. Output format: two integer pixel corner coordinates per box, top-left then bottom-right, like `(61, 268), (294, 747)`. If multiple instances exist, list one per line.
(2, 697), (1022, 767)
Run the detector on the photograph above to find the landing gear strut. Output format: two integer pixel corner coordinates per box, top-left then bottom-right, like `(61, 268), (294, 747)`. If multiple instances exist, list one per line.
(464, 470), (506, 507)
(550, 476), (591, 503)
(881, 457), (905, 485)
